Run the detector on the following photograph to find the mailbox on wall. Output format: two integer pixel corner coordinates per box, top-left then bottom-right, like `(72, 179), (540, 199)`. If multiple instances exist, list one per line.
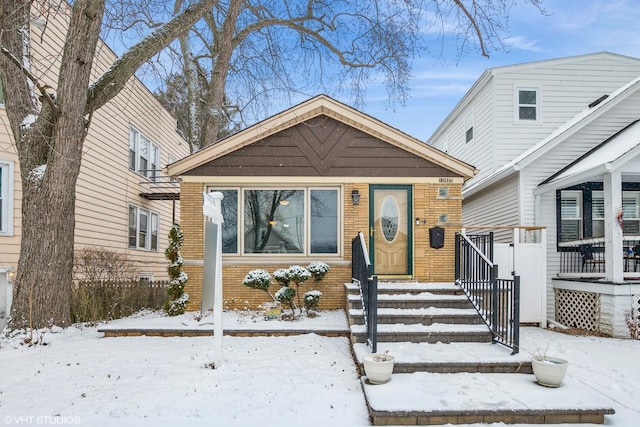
(429, 226), (445, 249)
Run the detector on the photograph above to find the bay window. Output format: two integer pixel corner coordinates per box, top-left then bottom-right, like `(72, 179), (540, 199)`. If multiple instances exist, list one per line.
(208, 187), (339, 256)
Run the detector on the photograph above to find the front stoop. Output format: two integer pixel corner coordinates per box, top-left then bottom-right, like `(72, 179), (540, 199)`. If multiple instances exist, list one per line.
(362, 373), (615, 426)
(345, 282), (615, 425)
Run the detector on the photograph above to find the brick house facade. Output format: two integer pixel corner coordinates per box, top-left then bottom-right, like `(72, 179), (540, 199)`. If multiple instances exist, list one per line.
(167, 96), (475, 311)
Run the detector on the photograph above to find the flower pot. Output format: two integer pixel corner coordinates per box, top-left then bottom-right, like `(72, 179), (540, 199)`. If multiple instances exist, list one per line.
(531, 356), (569, 387)
(362, 353), (395, 384)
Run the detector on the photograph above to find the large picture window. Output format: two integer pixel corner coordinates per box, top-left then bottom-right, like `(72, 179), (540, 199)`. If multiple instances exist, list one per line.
(208, 187), (339, 256)
(129, 126), (160, 181)
(128, 205), (159, 251)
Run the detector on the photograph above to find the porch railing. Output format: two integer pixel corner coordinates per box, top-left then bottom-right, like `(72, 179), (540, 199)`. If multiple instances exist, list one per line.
(455, 232), (520, 354)
(351, 231), (378, 353)
(558, 236), (640, 277)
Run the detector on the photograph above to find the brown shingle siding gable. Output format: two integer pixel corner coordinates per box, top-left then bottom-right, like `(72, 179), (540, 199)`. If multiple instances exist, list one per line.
(184, 116), (459, 178)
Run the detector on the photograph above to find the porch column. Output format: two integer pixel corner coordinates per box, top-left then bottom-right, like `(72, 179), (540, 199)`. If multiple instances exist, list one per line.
(603, 170), (623, 282)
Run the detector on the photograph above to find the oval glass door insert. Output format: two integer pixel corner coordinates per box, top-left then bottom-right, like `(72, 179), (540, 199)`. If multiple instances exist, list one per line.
(381, 196), (399, 242)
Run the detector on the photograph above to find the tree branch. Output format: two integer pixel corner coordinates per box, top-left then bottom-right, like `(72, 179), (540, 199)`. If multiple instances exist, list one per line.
(86, 0), (218, 113)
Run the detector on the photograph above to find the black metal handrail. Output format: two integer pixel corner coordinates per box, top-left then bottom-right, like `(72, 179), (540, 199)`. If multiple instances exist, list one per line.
(455, 232), (520, 354)
(351, 231), (378, 353)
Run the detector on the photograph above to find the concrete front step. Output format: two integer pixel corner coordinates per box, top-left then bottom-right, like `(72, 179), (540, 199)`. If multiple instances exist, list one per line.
(362, 372), (615, 425)
(345, 282), (464, 296)
(347, 293), (473, 310)
(350, 323), (492, 344)
(353, 341), (531, 374)
(348, 307), (484, 326)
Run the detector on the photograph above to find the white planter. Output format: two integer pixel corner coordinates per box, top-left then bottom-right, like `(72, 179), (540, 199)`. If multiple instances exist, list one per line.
(362, 354), (395, 384)
(531, 356), (569, 387)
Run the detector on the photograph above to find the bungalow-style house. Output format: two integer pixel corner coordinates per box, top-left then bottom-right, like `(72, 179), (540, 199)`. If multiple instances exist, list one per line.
(0, 2), (189, 329)
(427, 52), (640, 337)
(167, 95), (476, 311)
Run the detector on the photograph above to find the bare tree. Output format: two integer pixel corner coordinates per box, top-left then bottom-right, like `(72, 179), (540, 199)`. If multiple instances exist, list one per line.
(149, 0), (544, 151)
(0, 0), (217, 329)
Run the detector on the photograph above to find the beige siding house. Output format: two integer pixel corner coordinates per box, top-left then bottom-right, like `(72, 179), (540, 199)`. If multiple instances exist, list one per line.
(0, 2), (189, 325)
(167, 95), (476, 312)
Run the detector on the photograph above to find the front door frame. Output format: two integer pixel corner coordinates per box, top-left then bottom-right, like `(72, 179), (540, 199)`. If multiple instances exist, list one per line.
(368, 184), (413, 277)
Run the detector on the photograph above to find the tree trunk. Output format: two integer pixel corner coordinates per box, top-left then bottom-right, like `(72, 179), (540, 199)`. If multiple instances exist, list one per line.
(3, 0), (218, 329)
(9, 0), (105, 329)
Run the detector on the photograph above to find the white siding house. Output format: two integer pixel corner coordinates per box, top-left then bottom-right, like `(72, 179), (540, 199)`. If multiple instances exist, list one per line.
(428, 52), (640, 337)
(0, 1), (189, 328)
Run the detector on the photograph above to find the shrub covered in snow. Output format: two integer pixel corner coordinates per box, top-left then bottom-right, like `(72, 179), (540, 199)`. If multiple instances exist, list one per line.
(164, 223), (189, 315)
(273, 268), (291, 287)
(242, 269), (276, 301)
(303, 290), (322, 314)
(275, 286), (296, 314)
(307, 261), (330, 286)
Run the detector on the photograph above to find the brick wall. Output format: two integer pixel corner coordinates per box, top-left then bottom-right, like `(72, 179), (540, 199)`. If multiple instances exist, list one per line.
(180, 181), (463, 312)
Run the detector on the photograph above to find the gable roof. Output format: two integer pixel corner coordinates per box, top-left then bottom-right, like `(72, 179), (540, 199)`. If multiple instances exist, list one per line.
(462, 74), (640, 197)
(535, 119), (640, 195)
(167, 95), (476, 179)
(427, 52), (640, 144)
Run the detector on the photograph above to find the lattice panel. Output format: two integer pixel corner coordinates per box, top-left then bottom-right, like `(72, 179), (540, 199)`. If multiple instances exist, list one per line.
(554, 289), (599, 331)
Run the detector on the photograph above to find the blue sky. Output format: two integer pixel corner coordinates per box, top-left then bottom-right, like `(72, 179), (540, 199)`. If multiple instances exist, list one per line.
(357, 0), (640, 141)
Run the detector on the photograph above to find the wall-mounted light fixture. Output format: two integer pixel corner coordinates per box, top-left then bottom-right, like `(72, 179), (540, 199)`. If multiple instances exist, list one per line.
(351, 190), (360, 205)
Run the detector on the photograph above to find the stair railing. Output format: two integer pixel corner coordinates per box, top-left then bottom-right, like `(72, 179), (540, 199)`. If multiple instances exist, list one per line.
(351, 231), (378, 353)
(455, 231), (520, 354)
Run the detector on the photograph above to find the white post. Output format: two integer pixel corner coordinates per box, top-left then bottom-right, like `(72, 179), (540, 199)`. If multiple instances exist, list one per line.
(203, 191), (224, 368)
(604, 171), (624, 282)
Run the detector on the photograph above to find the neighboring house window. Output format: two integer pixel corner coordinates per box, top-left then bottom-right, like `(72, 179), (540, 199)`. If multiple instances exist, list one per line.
(129, 126), (160, 181)
(208, 187), (339, 256)
(0, 160), (14, 235)
(592, 191), (604, 238)
(516, 88), (539, 122)
(464, 112), (474, 143)
(128, 205), (159, 251)
(622, 191), (640, 234)
(557, 186), (640, 242)
(0, 74), (4, 106)
(559, 190), (582, 241)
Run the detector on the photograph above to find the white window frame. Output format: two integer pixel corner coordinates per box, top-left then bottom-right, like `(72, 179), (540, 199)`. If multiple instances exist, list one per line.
(464, 111), (474, 143)
(514, 87), (540, 123)
(0, 160), (15, 236)
(207, 186), (342, 257)
(129, 126), (160, 181)
(128, 204), (159, 251)
(559, 190), (582, 242)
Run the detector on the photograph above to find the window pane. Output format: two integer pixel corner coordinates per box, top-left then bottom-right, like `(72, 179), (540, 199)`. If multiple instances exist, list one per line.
(128, 206), (137, 247)
(150, 213), (158, 251)
(465, 127), (473, 143)
(244, 189), (304, 254)
(560, 190), (582, 241)
(138, 210), (148, 249)
(129, 129), (137, 171)
(311, 189), (338, 253)
(560, 220), (581, 241)
(150, 144), (159, 181)
(519, 106), (537, 120)
(218, 190), (238, 253)
(519, 90), (536, 105)
(139, 136), (148, 175)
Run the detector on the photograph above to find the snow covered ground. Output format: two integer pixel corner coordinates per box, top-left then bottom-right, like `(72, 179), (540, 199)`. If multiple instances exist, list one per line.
(1, 309), (639, 427)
